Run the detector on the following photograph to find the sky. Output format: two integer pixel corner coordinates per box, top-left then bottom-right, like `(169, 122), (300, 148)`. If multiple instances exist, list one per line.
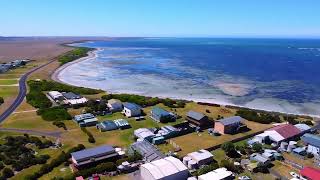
(1, 0), (320, 38)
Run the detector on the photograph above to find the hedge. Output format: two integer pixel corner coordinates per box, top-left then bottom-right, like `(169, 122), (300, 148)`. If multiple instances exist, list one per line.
(37, 106), (72, 121)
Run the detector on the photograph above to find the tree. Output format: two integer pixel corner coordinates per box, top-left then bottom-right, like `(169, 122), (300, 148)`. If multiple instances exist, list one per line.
(2, 168), (14, 178)
(252, 143), (263, 152)
(221, 142), (235, 154)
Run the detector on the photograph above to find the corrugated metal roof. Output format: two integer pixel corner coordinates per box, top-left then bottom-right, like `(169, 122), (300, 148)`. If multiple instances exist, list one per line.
(151, 107), (170, 116)
(141, 156), (187, 179)
(269, 124), (301, 139)
(198, 167), (233, 180)
(71, 145), (115, 161)
(187, 111), (205, 121)
(187, 149), (213, 162)
(123, 102), (141, 111)
(302, 133), (320, 148)
(217, 116), (242, 126)
(62, 92), (82, 99)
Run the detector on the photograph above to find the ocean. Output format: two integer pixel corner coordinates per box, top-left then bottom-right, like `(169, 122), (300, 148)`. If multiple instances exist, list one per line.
(57, 38), (320, 116)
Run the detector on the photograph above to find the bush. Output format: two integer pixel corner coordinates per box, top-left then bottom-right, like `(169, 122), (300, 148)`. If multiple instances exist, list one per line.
(252, 143), (263, 153)
(81, 127), (96, 143)
(52, 121), (67, 130)
(197, 162), (219, 176)
(0, 97), (4, 104)
(236, 109), (281, 124)
(2, 168), (14, 179)
(37, 106), (72, 121)
(26, 90), (52, 109)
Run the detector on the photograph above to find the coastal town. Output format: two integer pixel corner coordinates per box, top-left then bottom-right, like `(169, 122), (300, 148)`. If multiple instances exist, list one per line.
(1, 40), (320, 180)
(1, 1), (320, 179)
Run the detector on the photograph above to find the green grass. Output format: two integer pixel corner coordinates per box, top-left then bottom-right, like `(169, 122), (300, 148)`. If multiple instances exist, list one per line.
(0, 86), (18, 97)
(0, 79), (18, 85)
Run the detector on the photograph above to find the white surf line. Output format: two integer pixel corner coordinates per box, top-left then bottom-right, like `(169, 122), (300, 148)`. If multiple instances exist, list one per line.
(12, 110), (37, 114)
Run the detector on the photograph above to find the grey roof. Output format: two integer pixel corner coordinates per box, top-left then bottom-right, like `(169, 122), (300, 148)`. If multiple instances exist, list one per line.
(62, 92), (82, 99)
(217, 116), (242, 126)
(123, 102), (141, 111)
(250, 153), (269, 163)
(302, 133), (320, 148)
(71, 145), (115, 161)
(97, 120), (118, 131)
(152, 107), (170, 116)
(131, 140), (165, 162)
(187, 111), (206, 121)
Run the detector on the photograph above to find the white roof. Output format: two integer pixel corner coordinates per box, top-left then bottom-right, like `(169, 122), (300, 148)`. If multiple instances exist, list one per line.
(141, 156), (187, 180)
(134, 128), (155, 139)
(48, 91), (63, 98)
(294, 124), (311, 132)
(187, 149), (213, 162)
(198, 167), (233, 180)
(64, 97), (88, 105)
(257, 130), (284, 142)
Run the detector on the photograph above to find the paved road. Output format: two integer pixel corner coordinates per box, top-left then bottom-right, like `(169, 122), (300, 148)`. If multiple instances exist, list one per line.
(0, 58), (57, 123)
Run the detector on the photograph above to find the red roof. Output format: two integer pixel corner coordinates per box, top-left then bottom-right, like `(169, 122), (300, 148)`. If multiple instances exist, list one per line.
(76, 176), (84, 180)
(300, 167), (320, 180)
(269, 124), (301, 139)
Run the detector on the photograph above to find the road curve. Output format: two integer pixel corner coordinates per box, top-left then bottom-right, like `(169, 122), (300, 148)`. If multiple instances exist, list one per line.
(0, 58), (57, 123)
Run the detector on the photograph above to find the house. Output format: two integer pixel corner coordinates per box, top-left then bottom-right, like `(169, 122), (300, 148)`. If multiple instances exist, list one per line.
(150, 107), (175, 123)
(129, 140), (165, 162)
(214, 116), (244, 135)
(186, 111), (211, 129)
(123, 102), (142, 117)
(300, 167), (320, 180)
(157, 125), (179, 139)
(253, 124), (302, 145)
(107, 99), (123, 112)
(140, 156), (189, 180)
(198, 167), (233, 180)
(96, 120), (118, 132)
(183, 149), (213, 169)
(73, 113), (98, 127)
(250, 153), (270, 166)
(62, 92), (88, 105)
(48, 91), (65, 101)
(301, 133), (320, 156)
(134, 128), (155, 141)
(71, 145), (120, 167)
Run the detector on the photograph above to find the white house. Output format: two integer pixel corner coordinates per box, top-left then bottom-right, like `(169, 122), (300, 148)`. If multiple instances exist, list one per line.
(107, 99), (123, 112)
(183, 149), (213, 168)
(123, 102), (141, 117)
(301, 133), (320, 156)
(198, 168), (233, 180)
(140, 156), (189, 180)
(47, 91), (65, 101)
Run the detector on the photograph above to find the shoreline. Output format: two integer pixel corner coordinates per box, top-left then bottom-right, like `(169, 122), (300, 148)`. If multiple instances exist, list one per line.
(51, 44), (319, 119)
(51, 47), (101, 83)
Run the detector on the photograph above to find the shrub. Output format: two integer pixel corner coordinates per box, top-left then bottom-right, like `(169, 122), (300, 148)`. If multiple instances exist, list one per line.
(26, 90), (52, 109)
(2, 168), (14, 179)
(236, 109), (281, 124)
(81, 128), (95, 143)
(53, 121), (67, 130)
(58, 47), (94, 65)
(37, 107), (71, 121)
(0, 97), (4, 104)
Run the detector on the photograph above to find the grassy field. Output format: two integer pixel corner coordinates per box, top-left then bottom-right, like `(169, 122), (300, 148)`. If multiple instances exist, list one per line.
(170, 120), (272, 156)
(0, 79), (18, 85)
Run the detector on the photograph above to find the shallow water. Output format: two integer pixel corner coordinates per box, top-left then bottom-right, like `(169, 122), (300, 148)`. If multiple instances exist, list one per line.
(58, 38), (320, 116)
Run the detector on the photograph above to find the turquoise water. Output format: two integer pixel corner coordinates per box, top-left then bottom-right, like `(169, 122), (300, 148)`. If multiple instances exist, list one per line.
(58, 38), (320, 116)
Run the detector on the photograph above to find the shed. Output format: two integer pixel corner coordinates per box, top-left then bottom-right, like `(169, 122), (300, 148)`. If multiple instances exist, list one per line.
(214, 116), (243, 134)
(150, 107), (174, 123)
(96, 120), (118, 132)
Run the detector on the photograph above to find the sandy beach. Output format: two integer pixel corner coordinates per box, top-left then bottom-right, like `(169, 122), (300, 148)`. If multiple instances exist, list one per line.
(51, 48), (101, 83)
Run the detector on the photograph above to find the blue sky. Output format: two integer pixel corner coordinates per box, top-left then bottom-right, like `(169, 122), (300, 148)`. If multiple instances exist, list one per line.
(1, 0), (319, 37)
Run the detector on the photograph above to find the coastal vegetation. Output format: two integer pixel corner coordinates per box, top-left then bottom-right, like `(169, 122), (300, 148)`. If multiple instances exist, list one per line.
(58, 47), (94, 65)
(235, 109), (281, 124)
(37, 107), (71, 121)
(102, 93), (186, 108)
(81, 127), (96, 143)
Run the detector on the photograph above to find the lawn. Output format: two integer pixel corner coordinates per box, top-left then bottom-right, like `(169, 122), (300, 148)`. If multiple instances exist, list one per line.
(170, 120), (272, 156)
(0, 86), (18, 98)
(0, 79), (18, 85)
(271, 160), (297, 179)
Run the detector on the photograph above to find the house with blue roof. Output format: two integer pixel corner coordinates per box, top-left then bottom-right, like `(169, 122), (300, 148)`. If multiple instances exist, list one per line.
(123, 102), (142, 117)
(150, 107), (175, 123)
(71, 145), (120, 167)
(301, 133), (320, 156)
